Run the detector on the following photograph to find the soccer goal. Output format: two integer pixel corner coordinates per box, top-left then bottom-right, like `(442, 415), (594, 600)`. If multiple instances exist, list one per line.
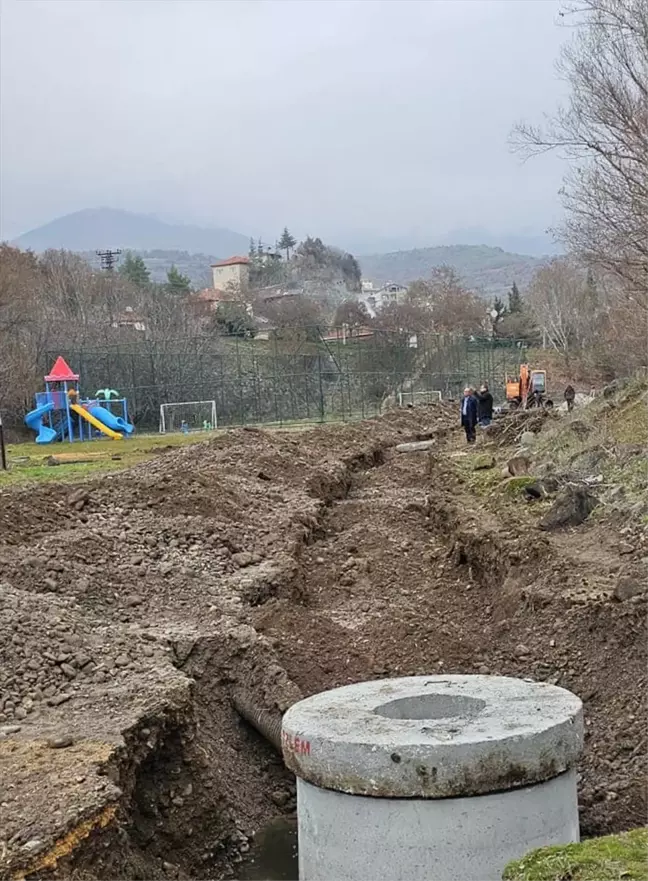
(159, 400), (218, 434)
(397, 389), (443, 407)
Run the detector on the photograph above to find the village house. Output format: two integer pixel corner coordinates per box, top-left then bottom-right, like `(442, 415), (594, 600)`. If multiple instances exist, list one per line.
(191, 287), (230, 316)
(211, 255), (250, 290)
(111, 306), (146, 332)
(359, 282), (408, 317)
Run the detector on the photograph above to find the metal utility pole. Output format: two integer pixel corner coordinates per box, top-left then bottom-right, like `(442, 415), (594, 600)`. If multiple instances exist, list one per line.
(0, 412), (7, 471)
(96, 249), (122, 272)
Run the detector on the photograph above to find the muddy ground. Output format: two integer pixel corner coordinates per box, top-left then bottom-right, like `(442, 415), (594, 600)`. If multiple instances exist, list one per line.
(0, 403), (646, 880)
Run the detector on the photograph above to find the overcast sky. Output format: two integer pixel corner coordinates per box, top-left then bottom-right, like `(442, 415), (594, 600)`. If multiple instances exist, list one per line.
(1, 0), (568, 246)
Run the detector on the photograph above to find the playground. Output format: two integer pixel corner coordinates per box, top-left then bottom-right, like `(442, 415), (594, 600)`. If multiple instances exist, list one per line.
(24, 356), (134, 445)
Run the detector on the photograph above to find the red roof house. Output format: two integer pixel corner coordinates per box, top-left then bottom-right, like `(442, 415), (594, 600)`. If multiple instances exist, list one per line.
(209, 256), (250, 268)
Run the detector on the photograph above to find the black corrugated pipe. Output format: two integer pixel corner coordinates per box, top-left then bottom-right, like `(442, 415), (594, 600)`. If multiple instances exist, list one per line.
(232, 690), (283, 753)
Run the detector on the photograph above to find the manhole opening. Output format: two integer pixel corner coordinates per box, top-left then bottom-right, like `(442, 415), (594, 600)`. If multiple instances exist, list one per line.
(374, 693), (486, 720)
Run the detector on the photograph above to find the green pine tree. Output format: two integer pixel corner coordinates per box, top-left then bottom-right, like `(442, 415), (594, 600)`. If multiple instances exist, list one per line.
(166, 264), (191, 295)
(119, 252), (150, 288)
(277, 227), (297, 260)
(508, 281), (523, 313)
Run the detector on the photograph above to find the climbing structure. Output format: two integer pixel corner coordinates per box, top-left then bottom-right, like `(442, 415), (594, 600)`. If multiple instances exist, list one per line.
(24, 356), (134, 444)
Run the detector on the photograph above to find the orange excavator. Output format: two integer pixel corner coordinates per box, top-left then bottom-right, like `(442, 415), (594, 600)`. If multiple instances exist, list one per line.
(505, 364), (553, 409)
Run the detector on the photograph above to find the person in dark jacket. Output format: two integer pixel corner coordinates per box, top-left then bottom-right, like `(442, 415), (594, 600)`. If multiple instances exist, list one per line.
(461, 386), (478, 443)
(564, 385), (576, 412)
(476, 382), (494, 426)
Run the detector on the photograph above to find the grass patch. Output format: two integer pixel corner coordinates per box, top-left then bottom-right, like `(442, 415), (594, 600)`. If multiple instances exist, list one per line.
(538, 381), (646, 461)
(0, 431), (216, 487)
(0, 419), (332, 487)
(455, 453), (503, 496)
(502, 475), (538, 495)
(503, 828), (648, 881)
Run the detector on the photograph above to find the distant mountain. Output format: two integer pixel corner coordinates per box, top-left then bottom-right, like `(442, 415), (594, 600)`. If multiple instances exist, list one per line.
(430, 227), (562, 259)
(336, 228), (562, 259)
(359, 245), (543, 298)
(12, 207), (250, 257)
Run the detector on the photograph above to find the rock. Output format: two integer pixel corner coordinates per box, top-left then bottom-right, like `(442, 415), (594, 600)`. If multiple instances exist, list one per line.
(541, 476), (560, 493)
(43, 577), (58, 592)
(74, 652), (92, 668)
(115, 653), (130, 667)
(232, 552), (254, 567)
(126, 595), (143, 607)
(47, 735), (74, 749)
(0, 725), (22, 737)
(540, 486), (600, 530)
(520, 431), (536, 447)
(21, 839), (44, 855)
(515, 643), (531, 657)
(159, 561), (174, 576)
(472, 454), (495, 471)
(613, 576), (646, 602)
(507, 455), (532, 477)
(48, 693), (72, 706)
(523, 480), (547, 501)
(395, 440), (436, 453)
(67, 488), (90, 508)
(60, 663), (77, 679)
(270, 789), (290, 807)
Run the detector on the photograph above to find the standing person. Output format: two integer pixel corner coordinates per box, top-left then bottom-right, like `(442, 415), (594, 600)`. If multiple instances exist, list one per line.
(476, 382), (494, 427)
(564, 385), (576, 412)
(460, 386), (478, 444)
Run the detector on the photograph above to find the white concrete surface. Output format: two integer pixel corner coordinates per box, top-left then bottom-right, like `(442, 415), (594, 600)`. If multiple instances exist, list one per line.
(282, 675), (583, 881)
(297, 770), (580, 881)
(282, 675), (583, 797)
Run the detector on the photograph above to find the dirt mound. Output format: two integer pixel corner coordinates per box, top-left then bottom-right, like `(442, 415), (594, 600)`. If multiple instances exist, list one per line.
(0, 405), (454, 879)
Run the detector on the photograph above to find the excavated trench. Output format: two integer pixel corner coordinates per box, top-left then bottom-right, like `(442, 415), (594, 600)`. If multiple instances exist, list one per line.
(3, 419), (646, 881)
(3, 445), (388, 881)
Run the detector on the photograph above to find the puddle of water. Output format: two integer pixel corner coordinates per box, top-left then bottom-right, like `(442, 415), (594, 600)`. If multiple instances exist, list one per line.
(237, 816), (298, 881)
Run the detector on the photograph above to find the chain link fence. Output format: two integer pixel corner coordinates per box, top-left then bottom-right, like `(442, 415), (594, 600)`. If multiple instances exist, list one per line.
(45, 328), (527, 431)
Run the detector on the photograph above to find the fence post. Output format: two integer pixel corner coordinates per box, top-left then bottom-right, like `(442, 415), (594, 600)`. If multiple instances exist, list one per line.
(0, 411), (7, 471)
(318, 355), (325, 422)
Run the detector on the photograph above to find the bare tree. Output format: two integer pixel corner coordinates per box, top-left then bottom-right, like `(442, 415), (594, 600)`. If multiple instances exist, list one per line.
(513, 0), (648, 303)
(526, 258), (602, 358)
(408, 266), (487, 335)
(334, 299), (370, 327)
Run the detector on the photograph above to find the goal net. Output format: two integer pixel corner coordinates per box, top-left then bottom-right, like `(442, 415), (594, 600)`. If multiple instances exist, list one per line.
(397, 389), (443, 407)
(159, 400), (218, 434)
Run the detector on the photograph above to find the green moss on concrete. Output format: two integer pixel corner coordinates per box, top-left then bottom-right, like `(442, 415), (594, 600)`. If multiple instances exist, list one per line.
(502, 828), (648, 881)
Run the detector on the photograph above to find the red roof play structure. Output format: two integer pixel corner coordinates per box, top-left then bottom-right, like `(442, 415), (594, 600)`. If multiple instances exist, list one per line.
(44, 356), (80, 383)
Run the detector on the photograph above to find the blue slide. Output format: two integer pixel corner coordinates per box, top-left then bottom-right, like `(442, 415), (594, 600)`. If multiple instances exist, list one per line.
(88, 405), (134, 435)
(24, 402), (58, 444)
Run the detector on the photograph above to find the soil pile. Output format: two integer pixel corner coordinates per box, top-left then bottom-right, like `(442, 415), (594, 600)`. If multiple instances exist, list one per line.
(0, 406), (453, 879)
